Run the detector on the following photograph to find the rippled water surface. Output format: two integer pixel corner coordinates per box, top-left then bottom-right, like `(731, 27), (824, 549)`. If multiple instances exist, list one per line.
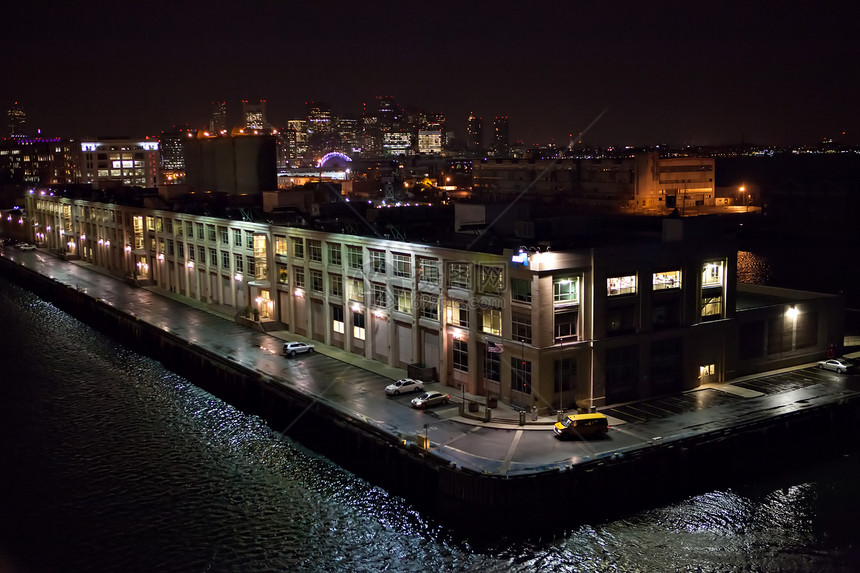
(1, 278), (859, 572)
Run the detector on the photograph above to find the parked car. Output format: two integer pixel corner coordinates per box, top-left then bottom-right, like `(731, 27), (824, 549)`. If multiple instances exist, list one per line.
(817, 358), (852, 373)
(411, 391), (450, 409)
(283, 341), (315, 357)
(554, 413), (610, 439)
(16, 243), (36, 251)
(385, 378), (425, 395)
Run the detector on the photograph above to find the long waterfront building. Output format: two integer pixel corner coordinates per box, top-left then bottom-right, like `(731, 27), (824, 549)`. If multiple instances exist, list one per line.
(22, 190), (842, 413)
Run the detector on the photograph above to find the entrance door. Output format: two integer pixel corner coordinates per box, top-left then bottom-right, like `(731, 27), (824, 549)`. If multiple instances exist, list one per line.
(699, 363), (716, 384)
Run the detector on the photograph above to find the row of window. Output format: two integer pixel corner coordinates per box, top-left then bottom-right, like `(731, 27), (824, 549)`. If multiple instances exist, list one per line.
(276, 237), (507, 290)
(139, 216), (261, 252)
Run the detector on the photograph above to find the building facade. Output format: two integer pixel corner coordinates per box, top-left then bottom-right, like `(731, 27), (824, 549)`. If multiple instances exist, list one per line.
(78, 138), (160, 189)
(23, 193), (842, 414)
(0, 137), (77, 185)
(473, 154), (716, 212)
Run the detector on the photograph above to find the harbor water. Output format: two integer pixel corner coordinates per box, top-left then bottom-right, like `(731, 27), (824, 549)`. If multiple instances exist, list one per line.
(1, 276), (859, 572)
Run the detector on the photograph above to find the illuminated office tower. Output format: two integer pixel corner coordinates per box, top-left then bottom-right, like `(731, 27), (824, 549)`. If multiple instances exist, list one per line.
(242, 99), (267, 130)
(306, 101), (332, 133)
(209, 101), (227, 134)
(8, 101), (27, 137)
(466, 112), (483, 152)
(492, 116), (510, 156)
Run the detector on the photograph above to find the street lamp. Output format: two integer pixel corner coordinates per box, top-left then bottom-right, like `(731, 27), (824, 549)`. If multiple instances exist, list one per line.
(739, 185), (747, 212)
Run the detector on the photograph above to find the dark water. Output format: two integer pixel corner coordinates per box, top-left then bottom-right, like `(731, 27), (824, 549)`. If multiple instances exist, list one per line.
(2, 277), (860, 572)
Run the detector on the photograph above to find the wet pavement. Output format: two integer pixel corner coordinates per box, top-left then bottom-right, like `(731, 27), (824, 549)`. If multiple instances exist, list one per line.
(3, 245), (860, 477)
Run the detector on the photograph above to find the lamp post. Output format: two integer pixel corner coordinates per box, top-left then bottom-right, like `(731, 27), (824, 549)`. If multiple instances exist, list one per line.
(739, 185), (746, 212)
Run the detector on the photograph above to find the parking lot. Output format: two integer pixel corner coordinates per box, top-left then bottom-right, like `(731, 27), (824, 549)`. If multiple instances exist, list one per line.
(603, 364), (850, 425)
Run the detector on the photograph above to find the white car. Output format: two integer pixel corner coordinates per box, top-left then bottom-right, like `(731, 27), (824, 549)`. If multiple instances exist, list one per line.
(283, 341), (315, 357)
(385, 378), (425, 395)
(817, 358), (852, 373)
(16, 243), (36, 251)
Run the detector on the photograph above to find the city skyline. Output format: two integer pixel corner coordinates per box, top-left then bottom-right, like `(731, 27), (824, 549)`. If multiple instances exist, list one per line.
(6, 2), (858, 147)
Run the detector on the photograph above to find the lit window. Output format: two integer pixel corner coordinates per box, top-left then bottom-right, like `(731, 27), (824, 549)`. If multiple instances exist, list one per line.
(353, 311), (366, 340)
(446, 299), (470, 327)
(349, 278), (364, 303)
(394, 287), (412, 313)
(554, 277), (579, 304)
(653, 270), (681, 290)
(332, 306), (345, 334)
(702, 296), (722, 318)
(702, 261), (724, 287)
(482, 308), (502, 336)
(607, 275), (637, 296)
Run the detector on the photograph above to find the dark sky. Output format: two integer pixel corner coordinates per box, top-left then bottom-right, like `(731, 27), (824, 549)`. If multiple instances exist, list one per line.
(6, 1), (859, 146)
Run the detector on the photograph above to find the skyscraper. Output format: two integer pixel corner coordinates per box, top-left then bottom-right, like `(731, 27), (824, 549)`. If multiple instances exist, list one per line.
(306, 101), (332, 133)
(241, 99), (267, 131)
(374, 95), (399, 128)
(159, 125), (195, 182)
(492, 116), (510, 156)
(466, 112), (483, 153)
(8, 101), (27, 137)
(209, 101), (227, 134)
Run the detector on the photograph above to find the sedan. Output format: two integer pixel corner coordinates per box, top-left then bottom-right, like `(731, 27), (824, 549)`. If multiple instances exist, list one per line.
(411, 391), (450, 409)
(817, 358), (852, 373)
(16, 243), (36, 251)
(385, 378), (425, 395)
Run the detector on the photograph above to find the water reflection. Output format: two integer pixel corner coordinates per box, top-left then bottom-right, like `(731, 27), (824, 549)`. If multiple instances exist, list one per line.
(1, 278), (859, 572)
(737, 250), (773, 285)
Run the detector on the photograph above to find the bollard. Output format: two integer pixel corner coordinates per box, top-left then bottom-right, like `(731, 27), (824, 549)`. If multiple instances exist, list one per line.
(519, 410), (526, 425)
(557, 410), (566, 422)
(484, 407), (492, 422)
(531, 405), (538, 421)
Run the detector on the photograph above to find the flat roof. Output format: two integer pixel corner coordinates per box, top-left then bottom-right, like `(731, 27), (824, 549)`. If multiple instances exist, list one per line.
(736, 282), (837, 311)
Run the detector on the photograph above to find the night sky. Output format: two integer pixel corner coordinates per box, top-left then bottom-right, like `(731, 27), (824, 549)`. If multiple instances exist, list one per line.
(6, 1), (859, 147)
